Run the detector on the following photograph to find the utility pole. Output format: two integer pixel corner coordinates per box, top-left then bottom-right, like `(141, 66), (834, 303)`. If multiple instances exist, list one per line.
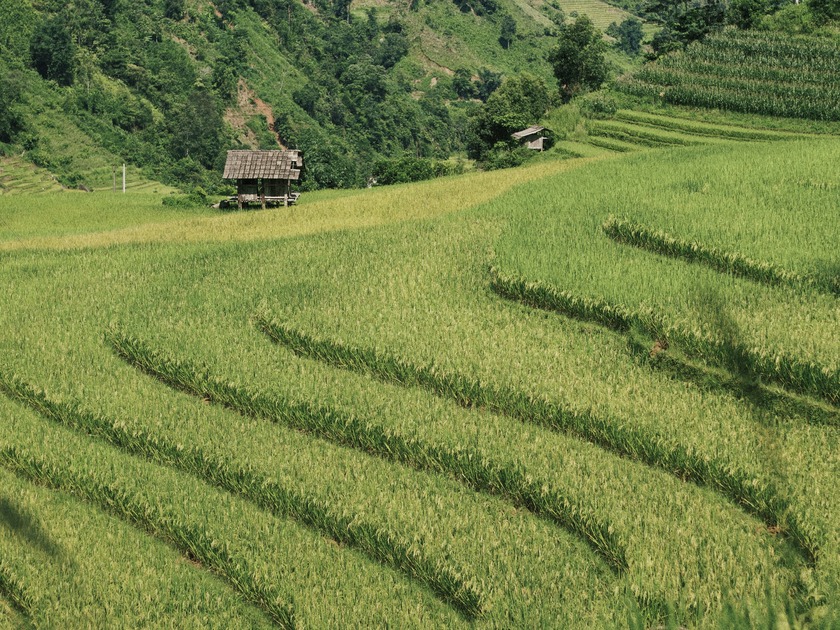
(113, 166), (116, 193)
(122, 164), (126, 193)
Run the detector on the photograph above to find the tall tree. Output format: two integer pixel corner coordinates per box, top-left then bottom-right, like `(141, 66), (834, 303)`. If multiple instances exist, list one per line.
(547, 15), (608, 101)
(500, 14), (517, 48)
(30, 16), (76, 86)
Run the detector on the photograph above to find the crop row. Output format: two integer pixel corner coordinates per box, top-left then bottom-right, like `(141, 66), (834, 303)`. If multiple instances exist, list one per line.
(0, 560), (30, 622)
(693, 31), (840, 70)
(253, 312), (820, 566)
(0, 444), (296, 629)
(586, 121), (698, 148)
(105, 328), (630, 574)
(602, 216), (840, 297)
(0, 373), (485, 619)
(584, 136), (637, 152)
(634, 68), (840, 106)
(490, 266), (839, 408)
(611, 111), (791, 141)
(619, 76), (840, 122)
(657, 58), (839, 89)
(625, 334), (840, 429)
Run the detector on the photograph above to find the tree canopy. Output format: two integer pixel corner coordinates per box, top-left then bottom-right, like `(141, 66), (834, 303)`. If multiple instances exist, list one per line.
(547, 15), (609, 101)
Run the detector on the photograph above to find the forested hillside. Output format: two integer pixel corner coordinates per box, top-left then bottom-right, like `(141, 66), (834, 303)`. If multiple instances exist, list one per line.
(0, 0), (582, 191)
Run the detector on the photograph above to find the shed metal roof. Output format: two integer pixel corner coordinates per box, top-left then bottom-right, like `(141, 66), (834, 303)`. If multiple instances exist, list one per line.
(223, 150), (303, 180)
(511, 126), (546, 140)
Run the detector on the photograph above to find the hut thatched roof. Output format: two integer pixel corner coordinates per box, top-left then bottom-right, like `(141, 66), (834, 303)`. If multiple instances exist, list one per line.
(223, 150), (302, 180)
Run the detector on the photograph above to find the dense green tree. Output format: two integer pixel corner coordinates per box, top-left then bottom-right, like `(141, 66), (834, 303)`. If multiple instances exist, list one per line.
(646, 0), (724, 55)
(548, 15), (609, 101)
(375, 32), (409, 69)
(809, 0), (840, 21)
(0, 0), (36, 60)
(164, 0), (186, 20)
(477, 68), (502, 101)
(0, 67), (28, 143)
(609, 17), (643, 55)
(453, 68), (478, 99)
(169, 88), (226, 168)
(500, 14), (517, 48)
(467, 73), (550, 160)
(30, 16), (76, 85)
(727, 0), (769, 28)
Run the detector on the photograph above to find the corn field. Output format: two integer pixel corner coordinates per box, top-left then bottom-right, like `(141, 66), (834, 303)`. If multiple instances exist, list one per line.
(619, 30), (840, 120)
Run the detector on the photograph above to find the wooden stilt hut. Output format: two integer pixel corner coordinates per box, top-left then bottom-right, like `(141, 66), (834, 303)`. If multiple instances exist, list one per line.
(222, 150), (303, 209)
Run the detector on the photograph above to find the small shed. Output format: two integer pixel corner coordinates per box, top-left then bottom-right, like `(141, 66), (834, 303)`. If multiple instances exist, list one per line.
(511, 126), (547, 151)
(222, 150), (303, 209)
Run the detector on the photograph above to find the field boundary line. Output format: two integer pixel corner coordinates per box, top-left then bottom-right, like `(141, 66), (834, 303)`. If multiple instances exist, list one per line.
(0, 372), (486, 620)
(602, 215), (840, 297)
(107, 328), (631, 575)
(0, 444), (297, 629)
(491, 265), (839, 408)
(256, 309), (820, 568)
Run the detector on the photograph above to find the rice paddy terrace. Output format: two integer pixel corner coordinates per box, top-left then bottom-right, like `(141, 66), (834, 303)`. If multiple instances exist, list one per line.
(1, 33), (840, 630)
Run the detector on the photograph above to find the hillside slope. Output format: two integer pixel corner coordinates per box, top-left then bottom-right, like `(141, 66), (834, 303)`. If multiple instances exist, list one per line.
(0, 0), (605, 192)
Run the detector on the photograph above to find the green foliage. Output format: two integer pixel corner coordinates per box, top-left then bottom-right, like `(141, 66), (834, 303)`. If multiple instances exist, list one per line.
(0, 68), (29, 144)
(727, 0), (771, 29)
(30, 16), (76, 86)
(608, 17), (643, 55)
(168, 88), (226, 170)
(161, 188), (209, 208)
(371, 157), (461, 185)
(758, 3), (817, 33)
(808, 0), (840, 21)
(499, 14), (518, 48)
(0, 0), (36, 61)
(548, 15), (610, 101)
(467, 74), (550, 161)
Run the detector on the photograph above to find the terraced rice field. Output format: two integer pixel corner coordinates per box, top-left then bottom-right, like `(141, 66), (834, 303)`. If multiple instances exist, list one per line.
(619, 30), (840, 120)
(570, 109), (806, 155)
(0, 134), (838, 627)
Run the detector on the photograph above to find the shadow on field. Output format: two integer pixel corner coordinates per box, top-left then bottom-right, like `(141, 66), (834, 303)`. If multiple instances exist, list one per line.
(0, 498), (62, 559)
(628, 288), (840, 428)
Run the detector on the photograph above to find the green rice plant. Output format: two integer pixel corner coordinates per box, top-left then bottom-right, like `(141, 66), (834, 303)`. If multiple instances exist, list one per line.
(106, 328), (630, 574)
(584, 136), (640, 152)
(0, 561), (30, 624)
(490, 266), (840, 408)
(625, 328), (840, 429)
(587, 121), (700, 148)
(0, 445), (297, 629)
(602, 216), (840, 297)
(253, 313), (820, 567)
(0, 372), (485, 619)
(610, 111), (793, 141)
